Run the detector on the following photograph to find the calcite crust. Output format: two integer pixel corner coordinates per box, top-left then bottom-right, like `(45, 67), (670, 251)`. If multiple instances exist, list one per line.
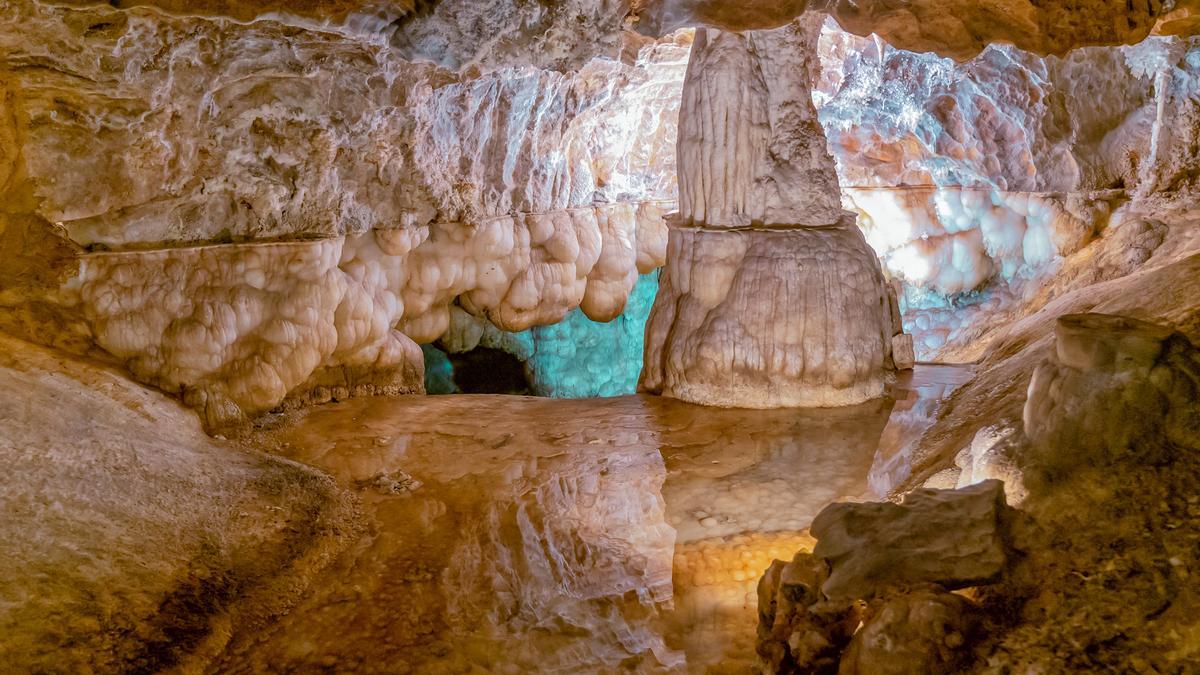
(69, 201), (669, 427)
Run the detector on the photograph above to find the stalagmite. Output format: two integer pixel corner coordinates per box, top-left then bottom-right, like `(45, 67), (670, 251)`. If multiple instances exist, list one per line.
(641, 16), (901, 408)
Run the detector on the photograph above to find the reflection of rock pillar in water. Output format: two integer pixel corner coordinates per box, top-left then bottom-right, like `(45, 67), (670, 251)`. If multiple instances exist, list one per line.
(640, 16), (901, 408)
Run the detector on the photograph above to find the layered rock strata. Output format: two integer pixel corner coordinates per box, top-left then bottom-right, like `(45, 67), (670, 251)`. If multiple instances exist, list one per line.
(641, 17), (899, 408)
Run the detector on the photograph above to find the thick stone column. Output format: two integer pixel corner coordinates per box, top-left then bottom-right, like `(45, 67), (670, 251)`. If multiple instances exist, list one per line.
(640, 17), (898, 407)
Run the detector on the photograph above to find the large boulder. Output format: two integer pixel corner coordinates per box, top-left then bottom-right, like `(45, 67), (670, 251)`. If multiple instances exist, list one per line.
(0, 334), (353, 672)
(1024, 313), (1200, 478)
(755, 552), (858, 674)
(811, 479), (1011, 601)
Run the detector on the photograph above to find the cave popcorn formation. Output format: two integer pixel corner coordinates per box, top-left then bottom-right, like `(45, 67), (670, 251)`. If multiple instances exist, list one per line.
(430, 271), (661, 397)
(0, 0), (686, 426)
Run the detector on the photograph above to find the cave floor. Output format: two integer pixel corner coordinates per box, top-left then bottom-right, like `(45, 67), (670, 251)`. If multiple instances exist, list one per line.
(216, 366), (973, 673)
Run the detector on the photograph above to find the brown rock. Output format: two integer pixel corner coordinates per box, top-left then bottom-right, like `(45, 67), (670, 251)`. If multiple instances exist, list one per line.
(1024, 313), (1200, 480)
(757, 552), (856, 674)
(891, 334), (916, 370)
(811, 480), (1010, 601)
(634, 0), (1181, 60)
(838, 587), (980, 675)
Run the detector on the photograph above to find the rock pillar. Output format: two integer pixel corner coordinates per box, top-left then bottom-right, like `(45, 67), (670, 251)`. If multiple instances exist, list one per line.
(640, 17), (897, 407)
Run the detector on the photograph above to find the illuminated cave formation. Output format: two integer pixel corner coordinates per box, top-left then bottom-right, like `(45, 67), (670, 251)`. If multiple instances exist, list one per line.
(2, 1), (1200, 673)
(639, 17), (903, 409)
(423, 18), (1200, 391)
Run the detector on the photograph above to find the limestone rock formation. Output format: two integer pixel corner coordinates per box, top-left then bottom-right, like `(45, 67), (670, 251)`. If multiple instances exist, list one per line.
(837, 587), (981, 675)
(0, 334), (353, 672)
(433, 271), (660, 397)
(634, 0), (1194, 60)
(674, 20), (843, 229)
(953, 424), (1027, 503)
(961, 311), (1200, 672)
(755, 480), (1007, 674)
(813, 25), (1200, 361)
(642, 16), (900, 408)
(811, 479), (1011, 601)
(891, 333), (916, 370)
(0, 1), (687, 424)
(641, 221), (895, 407)
(756, 552), (857, 674)
(813, 23), (1177, 359)
(885, 211), (1200, 498)
(1024, 313), (1200, 477)
(56, 202), (671, 427)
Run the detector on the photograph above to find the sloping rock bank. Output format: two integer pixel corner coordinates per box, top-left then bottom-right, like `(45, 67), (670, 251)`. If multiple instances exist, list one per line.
(0, 334), (356, 672)
(757, 312), (1200, 672)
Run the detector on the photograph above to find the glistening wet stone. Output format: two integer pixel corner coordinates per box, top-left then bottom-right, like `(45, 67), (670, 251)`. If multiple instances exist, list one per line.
(217, 365), (972, 672)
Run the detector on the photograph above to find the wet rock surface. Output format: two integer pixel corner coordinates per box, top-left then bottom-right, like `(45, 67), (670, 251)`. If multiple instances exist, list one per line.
(756, 315), (1200, 675)
(201, 367), (969, 672)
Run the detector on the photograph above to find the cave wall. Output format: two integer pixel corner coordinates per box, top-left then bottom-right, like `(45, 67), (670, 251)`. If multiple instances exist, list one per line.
(816, 23), (1200, 360)
(633, 0), (1199, 61)
(0, 0), (686, 425)
(5, 0), (1200, 416)
(423, 19), (1200, 384)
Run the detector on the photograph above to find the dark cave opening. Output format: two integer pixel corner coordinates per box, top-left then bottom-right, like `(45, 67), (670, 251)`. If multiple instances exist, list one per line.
(443, 346), (531, 395)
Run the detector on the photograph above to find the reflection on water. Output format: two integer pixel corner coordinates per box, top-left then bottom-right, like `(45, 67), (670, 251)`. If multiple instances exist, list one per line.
(869, 365), (977, 497)
(218, 366), (972, 673)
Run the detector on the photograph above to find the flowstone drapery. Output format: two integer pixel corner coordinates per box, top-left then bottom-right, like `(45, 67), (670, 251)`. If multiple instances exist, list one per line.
(641, 17), (903, 408)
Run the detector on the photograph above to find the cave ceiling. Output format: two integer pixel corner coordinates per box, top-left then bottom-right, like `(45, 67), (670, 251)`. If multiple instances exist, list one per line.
(40, 0), (1200, 66)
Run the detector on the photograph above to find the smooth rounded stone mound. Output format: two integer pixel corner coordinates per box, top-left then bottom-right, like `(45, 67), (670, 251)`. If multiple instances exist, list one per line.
(0, 334), (352, 672)
(640, 219), (895, 408)
(1024, 312), (1200, 475)
(810, 479), (1011, 602)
